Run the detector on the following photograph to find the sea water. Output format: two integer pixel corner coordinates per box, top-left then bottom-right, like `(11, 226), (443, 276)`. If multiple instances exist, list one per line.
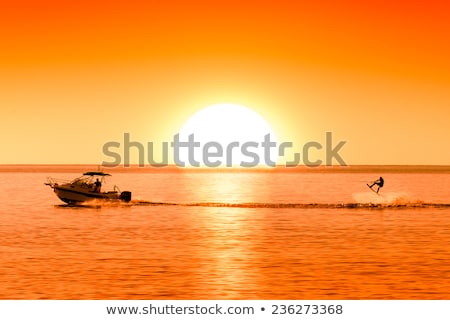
(0, 166), (449, 299)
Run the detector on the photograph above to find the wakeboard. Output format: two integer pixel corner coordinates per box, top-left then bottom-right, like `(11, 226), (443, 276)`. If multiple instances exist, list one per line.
(367, 184), (380, 195)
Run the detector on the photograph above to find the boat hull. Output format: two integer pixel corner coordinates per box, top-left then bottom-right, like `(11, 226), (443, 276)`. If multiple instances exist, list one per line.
(54, 186), (124, 204)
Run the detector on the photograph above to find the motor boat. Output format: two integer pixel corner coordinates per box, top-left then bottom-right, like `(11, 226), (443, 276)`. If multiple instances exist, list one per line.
(45, 171), (132, 204)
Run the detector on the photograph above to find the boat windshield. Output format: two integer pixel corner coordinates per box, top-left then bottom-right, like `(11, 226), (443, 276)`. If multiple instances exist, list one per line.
(72, 175), (107, 185)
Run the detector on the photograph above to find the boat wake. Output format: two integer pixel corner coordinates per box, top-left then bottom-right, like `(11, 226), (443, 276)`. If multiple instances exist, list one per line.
(352, 191), (420, 204)
(54, 191), (449, 209)
(131, 200), (450, 209)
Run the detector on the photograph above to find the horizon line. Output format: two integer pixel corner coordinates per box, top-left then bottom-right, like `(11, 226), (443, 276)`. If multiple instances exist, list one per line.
(0, 164), (449, 174)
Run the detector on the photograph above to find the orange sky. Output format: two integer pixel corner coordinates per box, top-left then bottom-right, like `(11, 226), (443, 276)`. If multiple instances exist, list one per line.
(1, 0), (449, 164)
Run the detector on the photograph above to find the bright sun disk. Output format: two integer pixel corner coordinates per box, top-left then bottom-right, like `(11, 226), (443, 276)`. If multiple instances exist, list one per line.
(178, 103), (277, 167)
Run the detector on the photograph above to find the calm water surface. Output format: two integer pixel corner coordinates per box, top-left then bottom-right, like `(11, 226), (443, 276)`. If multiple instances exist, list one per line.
(0, 168), (449, 299)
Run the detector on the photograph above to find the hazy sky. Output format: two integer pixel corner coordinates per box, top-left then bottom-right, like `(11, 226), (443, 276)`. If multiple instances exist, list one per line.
(1, 0), (449, 165)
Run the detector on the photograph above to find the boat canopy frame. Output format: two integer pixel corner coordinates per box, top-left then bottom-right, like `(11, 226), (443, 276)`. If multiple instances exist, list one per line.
(83, 172), (111, 176)
(46, 172), (112, 187)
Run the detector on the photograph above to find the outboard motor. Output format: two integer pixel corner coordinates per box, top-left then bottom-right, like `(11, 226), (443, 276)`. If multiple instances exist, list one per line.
(120, 191), (132, 202)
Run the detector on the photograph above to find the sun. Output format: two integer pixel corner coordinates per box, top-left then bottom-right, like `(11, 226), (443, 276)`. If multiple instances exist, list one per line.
(178, 103), (277, 167)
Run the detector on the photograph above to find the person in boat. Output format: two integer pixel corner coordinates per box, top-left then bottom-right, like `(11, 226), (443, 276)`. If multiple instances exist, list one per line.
(369, 176), (384, 193)
(93, 178), (102, 193)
